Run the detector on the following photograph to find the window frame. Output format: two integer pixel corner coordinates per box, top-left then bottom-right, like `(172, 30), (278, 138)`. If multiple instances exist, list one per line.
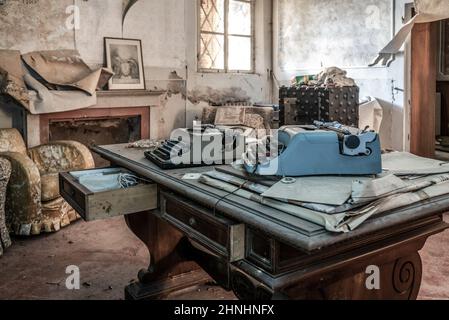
(197, 0), (255, 74)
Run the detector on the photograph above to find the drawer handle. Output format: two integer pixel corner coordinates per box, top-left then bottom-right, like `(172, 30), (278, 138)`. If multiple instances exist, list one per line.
(188, 217), (197, 227)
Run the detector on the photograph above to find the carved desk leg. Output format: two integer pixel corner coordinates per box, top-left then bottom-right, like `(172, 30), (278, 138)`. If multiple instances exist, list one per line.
(282, 238), (426, 300)
(124, 211), (210, 300)
(307, 252), (422, 300)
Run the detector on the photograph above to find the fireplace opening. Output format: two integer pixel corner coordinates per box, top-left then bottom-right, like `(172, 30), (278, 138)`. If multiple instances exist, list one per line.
(49, 116), (141, 167)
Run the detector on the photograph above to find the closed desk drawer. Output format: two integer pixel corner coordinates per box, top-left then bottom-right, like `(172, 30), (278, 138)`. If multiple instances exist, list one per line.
(59, 167), (157, 221)
(160, 191), (245, 262)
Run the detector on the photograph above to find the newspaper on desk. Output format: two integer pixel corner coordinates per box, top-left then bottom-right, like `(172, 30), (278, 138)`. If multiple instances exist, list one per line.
(197, 152), (449, 233)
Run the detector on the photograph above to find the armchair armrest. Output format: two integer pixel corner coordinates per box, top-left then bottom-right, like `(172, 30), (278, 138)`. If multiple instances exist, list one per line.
(28, 141), (95, 175)
(0, 152), (42, 235)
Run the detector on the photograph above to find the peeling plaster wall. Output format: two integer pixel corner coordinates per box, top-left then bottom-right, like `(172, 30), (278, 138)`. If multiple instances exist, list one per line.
(0, 0), (75, 52)
(278, 0), (393, 69)
(0, 0), (273, 142)
(274, 0), (410, 151)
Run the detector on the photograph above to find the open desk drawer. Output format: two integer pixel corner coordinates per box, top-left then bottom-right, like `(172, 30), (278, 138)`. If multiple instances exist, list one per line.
(59, 167), (157, 221)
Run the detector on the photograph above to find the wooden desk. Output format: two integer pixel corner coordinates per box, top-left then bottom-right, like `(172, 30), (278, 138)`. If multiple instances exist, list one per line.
(84, 144), (449, 300)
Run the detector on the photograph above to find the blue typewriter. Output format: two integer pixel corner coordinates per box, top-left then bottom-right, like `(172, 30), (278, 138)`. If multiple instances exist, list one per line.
(243, 121), (382, 177)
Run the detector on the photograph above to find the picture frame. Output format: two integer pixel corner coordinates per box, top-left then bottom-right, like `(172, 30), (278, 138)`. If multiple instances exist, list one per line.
(104, 37), (146, 90)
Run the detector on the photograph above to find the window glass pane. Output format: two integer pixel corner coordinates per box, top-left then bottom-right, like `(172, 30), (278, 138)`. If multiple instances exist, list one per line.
(228, 0), (252, 35)
(200, 0), (225, 33)
(228, 36), (252, 71)
(199, 33), (225, 69)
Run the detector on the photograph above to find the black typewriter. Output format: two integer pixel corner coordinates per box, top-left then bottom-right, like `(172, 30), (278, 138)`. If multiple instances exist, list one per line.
(145, 126), (246, 170)
(144, 140), (199, 170)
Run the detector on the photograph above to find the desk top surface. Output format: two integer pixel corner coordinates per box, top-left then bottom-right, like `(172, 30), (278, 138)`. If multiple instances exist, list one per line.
(92, 144), (449, 252)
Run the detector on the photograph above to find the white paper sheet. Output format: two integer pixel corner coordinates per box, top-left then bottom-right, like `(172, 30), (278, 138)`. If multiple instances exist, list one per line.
(382, 152), (449, 176)
(261, 176), (366, 206)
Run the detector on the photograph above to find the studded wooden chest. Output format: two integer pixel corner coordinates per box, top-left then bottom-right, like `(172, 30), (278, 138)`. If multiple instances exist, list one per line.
(279, 85), (360, 127)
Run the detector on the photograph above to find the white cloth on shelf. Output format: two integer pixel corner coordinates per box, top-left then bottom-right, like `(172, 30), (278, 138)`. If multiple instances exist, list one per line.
(24, 72), (97, 115)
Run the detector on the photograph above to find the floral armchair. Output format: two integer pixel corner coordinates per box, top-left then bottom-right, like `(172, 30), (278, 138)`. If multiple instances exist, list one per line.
(0, 129), (94, 236)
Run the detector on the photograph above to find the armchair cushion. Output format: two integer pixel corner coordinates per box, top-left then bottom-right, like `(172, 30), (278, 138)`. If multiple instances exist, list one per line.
(28, 141), (95, 175)
(0, 129), (27, 155)
(0, 158), (12, 256)
(0, 152), (42, 234)
(0, 136), (94, 236)
(41, 173), (60, 202)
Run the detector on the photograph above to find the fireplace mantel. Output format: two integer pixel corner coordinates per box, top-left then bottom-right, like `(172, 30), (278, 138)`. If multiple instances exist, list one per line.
(95, 90), (166, 109)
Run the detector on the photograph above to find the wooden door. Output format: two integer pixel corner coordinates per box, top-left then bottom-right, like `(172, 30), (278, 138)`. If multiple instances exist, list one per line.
(410, 22), (439, 158)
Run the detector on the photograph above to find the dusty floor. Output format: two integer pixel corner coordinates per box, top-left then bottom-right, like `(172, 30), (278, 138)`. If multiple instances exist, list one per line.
(0, 214), (448, 300)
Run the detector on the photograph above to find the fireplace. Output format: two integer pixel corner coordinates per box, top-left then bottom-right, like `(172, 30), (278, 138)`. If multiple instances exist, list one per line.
(38, 107), (150, 167)
(25, 90), (165, 167)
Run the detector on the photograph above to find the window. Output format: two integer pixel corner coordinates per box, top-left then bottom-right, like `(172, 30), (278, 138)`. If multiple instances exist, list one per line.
(198, 0), (254, 73)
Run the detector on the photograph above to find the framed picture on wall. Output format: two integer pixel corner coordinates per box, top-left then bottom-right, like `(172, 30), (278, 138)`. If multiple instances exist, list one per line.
(104, 37), (146, 90)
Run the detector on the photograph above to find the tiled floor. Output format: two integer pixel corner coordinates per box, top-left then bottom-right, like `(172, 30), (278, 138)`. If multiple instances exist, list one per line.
(0, 214), (448, 300)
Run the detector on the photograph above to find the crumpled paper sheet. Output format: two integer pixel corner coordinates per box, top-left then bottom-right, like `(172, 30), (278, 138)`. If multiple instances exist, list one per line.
(22, 50), (112, 95)
(371, 0), (449, 66)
